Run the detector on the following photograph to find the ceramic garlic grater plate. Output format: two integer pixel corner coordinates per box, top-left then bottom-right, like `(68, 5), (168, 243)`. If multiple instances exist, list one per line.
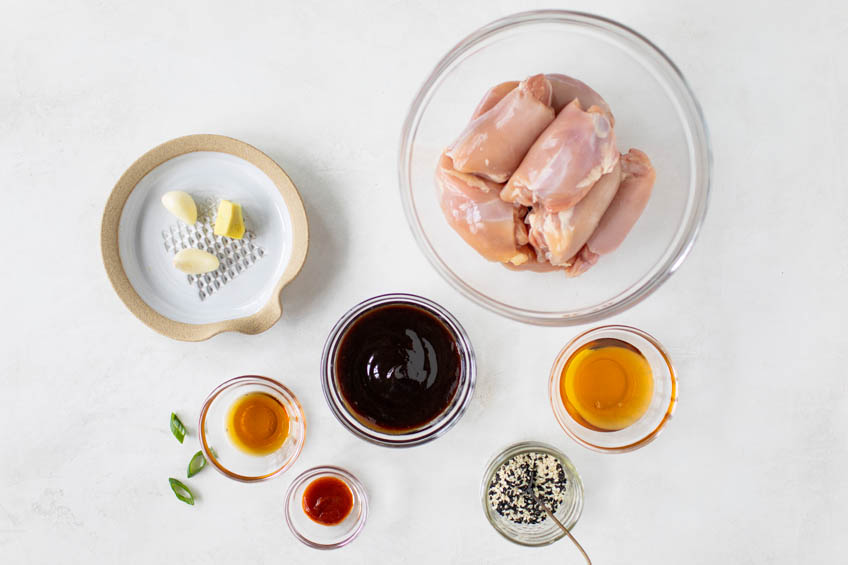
(101, 134), (308, 341)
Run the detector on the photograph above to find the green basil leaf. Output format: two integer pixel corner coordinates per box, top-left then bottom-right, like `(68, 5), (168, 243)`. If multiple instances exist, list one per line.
(170, 413), (186, 444)
(169, 478), (194, 505)
(187, 451), (207, 478)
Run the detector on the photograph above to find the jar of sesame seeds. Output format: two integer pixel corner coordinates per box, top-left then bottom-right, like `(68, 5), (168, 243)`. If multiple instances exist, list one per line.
(481, 441), (584, 546)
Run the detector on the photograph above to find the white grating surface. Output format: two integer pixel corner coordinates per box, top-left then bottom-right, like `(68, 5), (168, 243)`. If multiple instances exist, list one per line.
(162, 196), (265, 301)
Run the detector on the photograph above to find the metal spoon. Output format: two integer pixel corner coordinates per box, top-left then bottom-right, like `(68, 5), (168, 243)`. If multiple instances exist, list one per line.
(524, 465), (592, 564)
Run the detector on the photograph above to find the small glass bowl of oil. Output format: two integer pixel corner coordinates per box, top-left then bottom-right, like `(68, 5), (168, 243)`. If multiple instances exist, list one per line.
(549, 326), (677, 453)
(199, 375), (306, 482)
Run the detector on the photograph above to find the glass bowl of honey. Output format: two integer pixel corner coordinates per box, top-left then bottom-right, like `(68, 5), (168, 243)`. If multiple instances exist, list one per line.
(549, 325), (677, 452)
(199, 375), (306, 482)
(284, 466), (368, 549)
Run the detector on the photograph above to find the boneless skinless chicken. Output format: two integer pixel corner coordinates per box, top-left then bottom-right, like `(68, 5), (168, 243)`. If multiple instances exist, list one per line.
(435, 153), (532, 266)
(446, 74), (555, 183)
(435, 73), (655, 276)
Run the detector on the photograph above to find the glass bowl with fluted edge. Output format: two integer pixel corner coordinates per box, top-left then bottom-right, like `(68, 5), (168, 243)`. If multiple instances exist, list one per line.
(549, 325), (678, 452)
(399, 10), (711, 326)
(481, 441), (584, 546)
(198, 375), (306, 482)
(284, 466), (368, 550)
(321, 293), (476, 448)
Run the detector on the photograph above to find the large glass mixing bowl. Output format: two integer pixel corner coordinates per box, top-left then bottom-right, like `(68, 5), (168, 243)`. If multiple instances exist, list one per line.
(399, 10), (710, 325)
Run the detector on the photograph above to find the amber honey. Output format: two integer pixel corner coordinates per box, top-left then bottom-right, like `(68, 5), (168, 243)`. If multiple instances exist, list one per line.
(560, 338), (654, 431)
(226, 392), (289, 455)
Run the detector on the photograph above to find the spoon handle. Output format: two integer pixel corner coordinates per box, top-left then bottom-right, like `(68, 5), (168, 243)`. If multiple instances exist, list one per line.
(538, 502), (592, 565)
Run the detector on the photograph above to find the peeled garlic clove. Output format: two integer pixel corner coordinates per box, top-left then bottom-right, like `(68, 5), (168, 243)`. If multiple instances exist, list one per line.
(173, 248), (219, 274)
(161, 191), (197, 224)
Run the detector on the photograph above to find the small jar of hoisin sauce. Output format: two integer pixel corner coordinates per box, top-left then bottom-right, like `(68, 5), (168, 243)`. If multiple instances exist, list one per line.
(321, 294), (476, 447)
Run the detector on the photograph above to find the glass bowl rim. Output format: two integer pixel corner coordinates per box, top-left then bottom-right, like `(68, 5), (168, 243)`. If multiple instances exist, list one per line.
(480, 440), (585, 547)
(320, 292), (477, 448)
(198, 374), (306, 483)
(398, 9), (712, 326)
(548, 324), (678, 453)
(283, 465), (369, 550)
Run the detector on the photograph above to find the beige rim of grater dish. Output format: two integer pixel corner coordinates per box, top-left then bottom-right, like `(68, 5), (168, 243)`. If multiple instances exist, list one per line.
(101, 134), (309, 341)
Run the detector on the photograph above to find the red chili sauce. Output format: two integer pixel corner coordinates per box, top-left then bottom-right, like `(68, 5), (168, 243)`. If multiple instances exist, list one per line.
(302, 476), (354, 526)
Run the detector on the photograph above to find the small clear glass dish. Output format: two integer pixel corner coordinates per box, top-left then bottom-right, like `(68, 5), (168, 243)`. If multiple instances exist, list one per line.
(481, 441), (584, 546)
(549, 325), (677, 452)
(284, 466), (368, 550)
(399, 10), (710, 325)
(199, 375), (306, 482)
(321, 293), (476, 447)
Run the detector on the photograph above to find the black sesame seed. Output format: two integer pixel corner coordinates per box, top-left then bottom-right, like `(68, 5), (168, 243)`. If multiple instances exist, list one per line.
(487, 452), (569, 525)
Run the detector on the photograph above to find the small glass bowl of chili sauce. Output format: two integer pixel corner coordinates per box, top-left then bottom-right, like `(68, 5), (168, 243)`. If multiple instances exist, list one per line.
(284, 466), (368, 549)
(321, 293), (476, 447)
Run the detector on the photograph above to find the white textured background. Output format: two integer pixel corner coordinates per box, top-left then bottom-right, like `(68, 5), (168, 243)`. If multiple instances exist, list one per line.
(1, 1), (846, 563)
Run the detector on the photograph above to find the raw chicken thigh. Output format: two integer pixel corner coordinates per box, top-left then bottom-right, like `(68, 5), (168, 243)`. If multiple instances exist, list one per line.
(447, 74), (555, 183)
(435, 154), (532, 266)
(546, 73), (614, 123)
(526, 161), (621, 266)
(469, 74), (612, 122)
(436, 73), (654, 277)
(501, 99), (619, 211)
(469, 81), (519, 119)
(566, 149), (656, 276)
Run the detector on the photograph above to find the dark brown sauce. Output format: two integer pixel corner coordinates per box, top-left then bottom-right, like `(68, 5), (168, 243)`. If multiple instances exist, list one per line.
(335, 303), (461, 432)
